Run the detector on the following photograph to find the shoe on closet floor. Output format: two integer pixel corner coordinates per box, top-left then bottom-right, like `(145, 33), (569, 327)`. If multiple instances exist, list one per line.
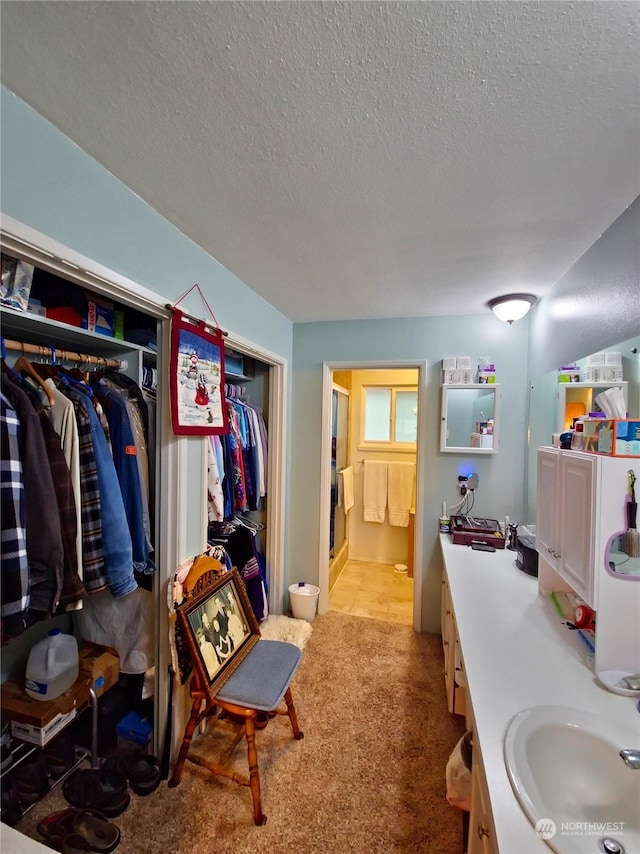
(11, 751), (51, 806)
(44, 730), (78, 778)
(63, 767), (130, 818)
(101, 747), (161, 796)
(38, 807), (121, 853)
(0, 775), (23, 827)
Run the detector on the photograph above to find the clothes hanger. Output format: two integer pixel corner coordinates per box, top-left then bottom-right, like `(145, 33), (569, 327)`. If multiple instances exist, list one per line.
(0, 337), (22, 382)
(13, 352), (56, 407)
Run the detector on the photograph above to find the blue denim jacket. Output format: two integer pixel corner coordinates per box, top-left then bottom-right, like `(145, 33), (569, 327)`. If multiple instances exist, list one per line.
(93, 383), (155, 574)
(59, 379), (136, 598)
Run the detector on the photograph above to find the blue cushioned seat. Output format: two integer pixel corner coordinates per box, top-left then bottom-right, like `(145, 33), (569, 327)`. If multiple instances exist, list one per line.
(215, 639), (301, 711)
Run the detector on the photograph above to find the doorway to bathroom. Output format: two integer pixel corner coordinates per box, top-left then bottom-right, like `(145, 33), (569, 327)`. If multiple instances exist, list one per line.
(318, 361), (428, 631)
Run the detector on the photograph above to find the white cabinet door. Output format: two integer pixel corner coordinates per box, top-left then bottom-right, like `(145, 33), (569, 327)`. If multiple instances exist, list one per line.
(558, 452), (596, 605)
(468, 741), (498, 854)
(536, 448), (597, 606)
(536, 447), (561, 568)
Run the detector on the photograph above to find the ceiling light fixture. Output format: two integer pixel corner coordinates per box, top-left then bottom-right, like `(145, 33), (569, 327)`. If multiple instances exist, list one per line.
(487, 294), (537, 324)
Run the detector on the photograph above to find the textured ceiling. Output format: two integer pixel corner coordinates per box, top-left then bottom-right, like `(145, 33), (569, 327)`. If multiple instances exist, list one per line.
(1, 1), (638, 322)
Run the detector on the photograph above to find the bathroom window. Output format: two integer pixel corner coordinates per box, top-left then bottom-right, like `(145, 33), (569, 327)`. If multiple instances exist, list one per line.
(362, 386), (417, 448)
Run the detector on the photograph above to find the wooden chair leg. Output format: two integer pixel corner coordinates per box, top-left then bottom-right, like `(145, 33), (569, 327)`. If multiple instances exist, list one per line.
(284, 687), (304, 740)
(244, 715), (266, 825)
(168, 696), (203, 788)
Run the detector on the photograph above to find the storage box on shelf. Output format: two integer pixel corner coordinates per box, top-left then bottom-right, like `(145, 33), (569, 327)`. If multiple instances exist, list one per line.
(1, 676), (90, 748)
(577, 418), (640, 457)
(78, 642), (120, 700)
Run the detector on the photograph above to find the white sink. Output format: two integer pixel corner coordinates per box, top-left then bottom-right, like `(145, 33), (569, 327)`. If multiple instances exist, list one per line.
(503, 705), (640, 854)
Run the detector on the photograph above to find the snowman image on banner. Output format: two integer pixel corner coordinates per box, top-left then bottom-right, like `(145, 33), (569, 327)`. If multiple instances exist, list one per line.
(180, 350), (205, 409)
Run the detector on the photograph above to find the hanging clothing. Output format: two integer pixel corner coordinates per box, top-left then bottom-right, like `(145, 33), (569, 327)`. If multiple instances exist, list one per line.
(78, 586), (154, 674)
(206, 436), (225, 522)
(208, 520), (268, 621)
(59, 378), (136, 598)
(90, 378), (155, 575)
(42, 378), (84, 587)
(0, 391), (29, 641)
(1, 376), (64, 617)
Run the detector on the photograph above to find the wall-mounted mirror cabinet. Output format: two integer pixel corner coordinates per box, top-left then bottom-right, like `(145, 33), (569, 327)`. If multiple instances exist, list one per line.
(440, 384), (501, 454)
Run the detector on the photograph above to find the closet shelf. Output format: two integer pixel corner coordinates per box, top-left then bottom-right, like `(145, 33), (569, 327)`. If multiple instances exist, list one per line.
(0, 306), (155, 359)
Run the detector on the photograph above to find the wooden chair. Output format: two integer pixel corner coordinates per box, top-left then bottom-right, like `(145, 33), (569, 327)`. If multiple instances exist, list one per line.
(168, 558), (304, 825)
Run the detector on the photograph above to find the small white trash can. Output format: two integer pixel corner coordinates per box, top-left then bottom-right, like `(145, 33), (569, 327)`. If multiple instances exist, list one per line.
(288, 582), (320, 622)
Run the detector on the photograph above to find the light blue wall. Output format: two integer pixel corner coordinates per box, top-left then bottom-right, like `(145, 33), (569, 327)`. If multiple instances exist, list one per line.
(1, 88), (293, 565)
(0, 89), (292, 356)
(291, 316), (530, 632)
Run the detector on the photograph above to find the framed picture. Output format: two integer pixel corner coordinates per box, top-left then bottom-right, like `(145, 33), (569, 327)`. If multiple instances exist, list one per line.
(175, 568), (260, 701)
(169, 307), (229, 435)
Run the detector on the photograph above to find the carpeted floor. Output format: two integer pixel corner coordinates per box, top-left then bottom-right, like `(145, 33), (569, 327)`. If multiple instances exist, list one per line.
(15, 611), (466, 854)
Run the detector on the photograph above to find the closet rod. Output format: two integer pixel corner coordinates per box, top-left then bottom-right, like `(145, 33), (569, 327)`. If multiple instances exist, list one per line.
(2, 338), (127, 371)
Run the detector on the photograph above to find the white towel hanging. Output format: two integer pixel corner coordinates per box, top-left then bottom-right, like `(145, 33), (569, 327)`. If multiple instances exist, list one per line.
(363, 460), (388, 523)
(387, 462), (415, 527)
(339, 467), (354, 513)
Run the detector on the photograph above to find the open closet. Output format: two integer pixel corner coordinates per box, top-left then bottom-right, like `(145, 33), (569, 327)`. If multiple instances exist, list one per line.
(1, 247), (167, 777)
(206, 357), (272, 621)
(0, 226), (286, 823)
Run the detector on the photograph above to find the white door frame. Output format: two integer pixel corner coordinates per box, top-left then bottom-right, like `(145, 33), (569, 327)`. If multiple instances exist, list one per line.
(318, 360), (428, 631)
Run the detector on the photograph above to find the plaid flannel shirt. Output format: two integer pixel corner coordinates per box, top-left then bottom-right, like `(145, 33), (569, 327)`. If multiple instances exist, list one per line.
(0, 391), (29, 640)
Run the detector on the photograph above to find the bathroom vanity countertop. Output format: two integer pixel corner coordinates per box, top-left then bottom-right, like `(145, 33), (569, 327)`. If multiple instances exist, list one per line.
(439, 534), (640, 854)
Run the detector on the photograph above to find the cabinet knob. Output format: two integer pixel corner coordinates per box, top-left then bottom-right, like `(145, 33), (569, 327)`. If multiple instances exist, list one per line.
(477, 824), (490, 840)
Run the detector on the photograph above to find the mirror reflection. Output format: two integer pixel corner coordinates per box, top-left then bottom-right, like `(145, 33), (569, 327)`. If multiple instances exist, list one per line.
(607, 531), (640, 578)
(441, 384), (501, 453)
(526, 336), (640, 524)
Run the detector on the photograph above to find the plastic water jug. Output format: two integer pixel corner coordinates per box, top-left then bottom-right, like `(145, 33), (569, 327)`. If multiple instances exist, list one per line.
(25, 629), (79, 701)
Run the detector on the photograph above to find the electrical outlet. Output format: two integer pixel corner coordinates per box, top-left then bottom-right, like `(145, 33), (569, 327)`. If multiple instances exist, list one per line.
(458, 475), (468, 495)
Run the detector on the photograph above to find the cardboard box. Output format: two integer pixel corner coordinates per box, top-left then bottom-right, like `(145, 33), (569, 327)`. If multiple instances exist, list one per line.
(78, 641), (119, 698)
(580, 418), (640, 457)
(1, 675), (91, 746)
(558, 366), (581, 383)
(113, 309), (125, 340)
(583, 366), (624, 383)
(10, 709), (77, 746)
(443, 369), (473, 385)
(83, 298), (114, 337)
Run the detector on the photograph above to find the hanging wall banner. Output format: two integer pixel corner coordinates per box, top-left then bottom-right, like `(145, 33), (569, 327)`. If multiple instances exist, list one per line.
(170, 307), (228, 435)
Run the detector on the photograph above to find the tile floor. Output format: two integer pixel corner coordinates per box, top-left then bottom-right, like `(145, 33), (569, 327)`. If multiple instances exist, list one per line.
(329, 559), (414, 625)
